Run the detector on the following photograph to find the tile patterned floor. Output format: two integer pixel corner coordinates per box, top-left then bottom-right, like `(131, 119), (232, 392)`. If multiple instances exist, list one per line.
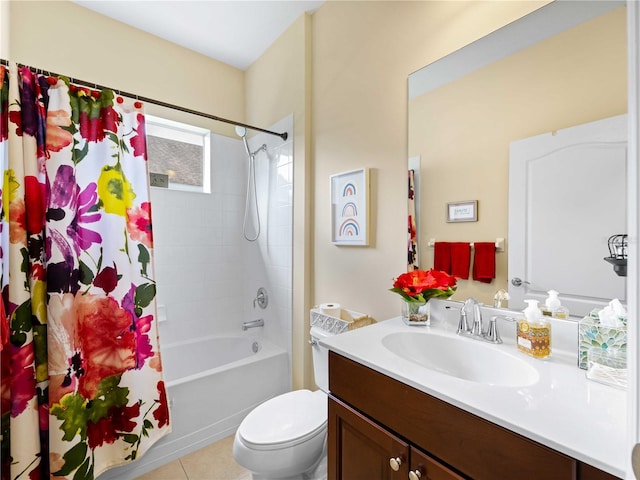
(133, 435), (251, 480)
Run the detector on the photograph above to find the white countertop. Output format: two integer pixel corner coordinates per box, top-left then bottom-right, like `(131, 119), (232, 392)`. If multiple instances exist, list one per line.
(320, 304), (627, 478)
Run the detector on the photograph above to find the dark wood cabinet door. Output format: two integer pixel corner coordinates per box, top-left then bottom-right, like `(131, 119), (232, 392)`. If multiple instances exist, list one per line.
(329, 396), (409, 480)
(410, 447), (468, 480)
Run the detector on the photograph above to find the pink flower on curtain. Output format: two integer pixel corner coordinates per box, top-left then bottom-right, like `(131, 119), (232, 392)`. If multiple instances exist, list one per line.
(127, 201), (153, 248)
(76, 294), (136, 399)
(121, 283), (155, 369)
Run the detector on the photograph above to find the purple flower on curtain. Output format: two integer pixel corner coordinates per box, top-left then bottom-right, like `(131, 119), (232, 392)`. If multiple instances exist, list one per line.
(18, 67), (47, 159)
(46, 229), (80, 295)
(50, 164), (78, 210)
(49, 165), (102, 255)
(67, 182), (102, 255)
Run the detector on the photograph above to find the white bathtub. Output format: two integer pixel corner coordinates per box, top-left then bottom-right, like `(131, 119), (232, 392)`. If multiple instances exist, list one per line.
(100, 334), (290, 480)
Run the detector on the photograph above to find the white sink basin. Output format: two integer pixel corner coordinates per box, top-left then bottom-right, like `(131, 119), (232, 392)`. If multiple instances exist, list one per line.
(381, 331), (539, 387)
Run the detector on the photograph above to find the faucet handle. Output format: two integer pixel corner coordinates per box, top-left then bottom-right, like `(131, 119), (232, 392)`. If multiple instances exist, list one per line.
(486, 315), (516, 344)
(486, 317), (502, 343)
(457, 309), (471, 335)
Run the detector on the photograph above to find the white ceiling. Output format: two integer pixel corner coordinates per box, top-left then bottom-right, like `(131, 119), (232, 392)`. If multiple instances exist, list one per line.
(72, 1), (325, 71)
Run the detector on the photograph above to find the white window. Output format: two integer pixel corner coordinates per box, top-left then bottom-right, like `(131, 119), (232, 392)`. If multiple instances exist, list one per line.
(145, 115), (211, 193)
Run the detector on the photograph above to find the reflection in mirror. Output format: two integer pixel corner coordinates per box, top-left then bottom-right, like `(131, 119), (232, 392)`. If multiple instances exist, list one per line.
(408, 1), (627, 315)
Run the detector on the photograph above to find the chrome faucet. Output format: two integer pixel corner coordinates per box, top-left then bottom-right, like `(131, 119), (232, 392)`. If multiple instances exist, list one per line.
(458, 299), (514, 344)
(457, 298), (480, 336)
(242, 318), (264, 331)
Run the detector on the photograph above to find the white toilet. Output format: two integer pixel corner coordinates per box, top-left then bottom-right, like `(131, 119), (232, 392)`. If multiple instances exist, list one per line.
(232, 326), (334, 480)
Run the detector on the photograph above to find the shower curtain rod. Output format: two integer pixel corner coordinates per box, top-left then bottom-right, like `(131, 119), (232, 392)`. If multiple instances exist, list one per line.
(0, 59), (289, 141)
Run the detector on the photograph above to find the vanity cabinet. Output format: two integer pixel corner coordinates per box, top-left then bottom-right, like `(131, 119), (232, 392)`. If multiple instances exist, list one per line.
(329, 395), (465, 479)
(327, 351), (620, 480)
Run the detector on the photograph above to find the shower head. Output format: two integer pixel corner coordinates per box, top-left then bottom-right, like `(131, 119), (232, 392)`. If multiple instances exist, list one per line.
(235, 126), (247, 138)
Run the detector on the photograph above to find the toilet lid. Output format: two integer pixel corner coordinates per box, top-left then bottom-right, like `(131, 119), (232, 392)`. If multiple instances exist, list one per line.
(238, 389), (327, 450)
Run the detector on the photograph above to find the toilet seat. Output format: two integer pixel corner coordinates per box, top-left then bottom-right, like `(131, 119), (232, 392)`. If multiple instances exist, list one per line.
(237, 389), (327, 451)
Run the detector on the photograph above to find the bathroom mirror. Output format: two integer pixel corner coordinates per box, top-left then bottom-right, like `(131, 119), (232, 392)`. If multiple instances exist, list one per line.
(408, 1), (627, 316)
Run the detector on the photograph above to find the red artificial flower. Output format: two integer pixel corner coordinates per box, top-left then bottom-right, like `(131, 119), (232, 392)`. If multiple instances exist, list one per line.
(390, 269), (457, 303)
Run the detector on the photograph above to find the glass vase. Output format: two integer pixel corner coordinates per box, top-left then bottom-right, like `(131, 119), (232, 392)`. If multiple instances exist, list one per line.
(401, 299), (430, 326)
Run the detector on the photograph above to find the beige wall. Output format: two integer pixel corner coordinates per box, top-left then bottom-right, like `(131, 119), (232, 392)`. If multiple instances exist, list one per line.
(8, 1), (245, 135)
(310, 1), (548, 334)
(409, 6), (627, 305)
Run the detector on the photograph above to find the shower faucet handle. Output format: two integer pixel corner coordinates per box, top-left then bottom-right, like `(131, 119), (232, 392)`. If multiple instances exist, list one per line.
(253, 287), (268, 309)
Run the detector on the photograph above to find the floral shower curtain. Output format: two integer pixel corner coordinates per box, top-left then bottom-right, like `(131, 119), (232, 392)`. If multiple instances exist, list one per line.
(0, 63), (170, 479)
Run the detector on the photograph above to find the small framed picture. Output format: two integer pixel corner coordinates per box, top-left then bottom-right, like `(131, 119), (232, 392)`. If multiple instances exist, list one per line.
(330, 168), (369, 245)
(447, 200), (478, 223)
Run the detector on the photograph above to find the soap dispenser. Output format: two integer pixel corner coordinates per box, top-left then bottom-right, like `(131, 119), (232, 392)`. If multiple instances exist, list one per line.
(517, 299), (551, 358)
(540, 289), (569, 319)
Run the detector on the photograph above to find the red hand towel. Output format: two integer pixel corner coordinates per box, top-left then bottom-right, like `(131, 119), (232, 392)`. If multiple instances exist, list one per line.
(450, 242), (471, 279)
(433, 242), (451, 273)
(472, 242), (496, 283)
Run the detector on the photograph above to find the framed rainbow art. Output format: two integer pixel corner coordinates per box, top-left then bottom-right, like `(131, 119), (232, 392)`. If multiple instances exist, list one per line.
(330, 167), (369, 246)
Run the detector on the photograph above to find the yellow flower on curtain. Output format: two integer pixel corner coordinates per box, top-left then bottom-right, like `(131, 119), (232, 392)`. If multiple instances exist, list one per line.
(97, 162), (136, 216)
(2, 168), (18, 219)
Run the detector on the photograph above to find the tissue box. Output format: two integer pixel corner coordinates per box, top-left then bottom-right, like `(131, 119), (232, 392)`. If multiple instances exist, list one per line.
(578, 312), (627, 370)
(310, 308), (374, 334)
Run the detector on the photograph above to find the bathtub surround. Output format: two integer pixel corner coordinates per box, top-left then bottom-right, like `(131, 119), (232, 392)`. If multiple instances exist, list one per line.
(0, 63), (170, 479)
(150, 114), (293, 351)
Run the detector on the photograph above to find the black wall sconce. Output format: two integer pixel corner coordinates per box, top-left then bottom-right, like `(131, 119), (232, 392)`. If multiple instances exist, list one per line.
(604, 234), (627, 277)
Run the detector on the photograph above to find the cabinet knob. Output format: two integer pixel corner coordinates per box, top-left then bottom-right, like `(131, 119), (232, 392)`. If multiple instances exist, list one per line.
(409, 470), (422, 480)
(389, 457), (402, 471)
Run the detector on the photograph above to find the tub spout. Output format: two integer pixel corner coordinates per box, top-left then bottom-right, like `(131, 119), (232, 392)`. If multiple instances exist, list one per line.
(242, 319), (264, 331)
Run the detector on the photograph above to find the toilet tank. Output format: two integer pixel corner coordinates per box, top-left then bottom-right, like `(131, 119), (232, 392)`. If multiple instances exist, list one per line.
(310, 326), (335, 392)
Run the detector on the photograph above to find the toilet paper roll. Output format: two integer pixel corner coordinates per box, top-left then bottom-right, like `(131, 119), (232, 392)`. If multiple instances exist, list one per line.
(320, 303), (341, 318)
